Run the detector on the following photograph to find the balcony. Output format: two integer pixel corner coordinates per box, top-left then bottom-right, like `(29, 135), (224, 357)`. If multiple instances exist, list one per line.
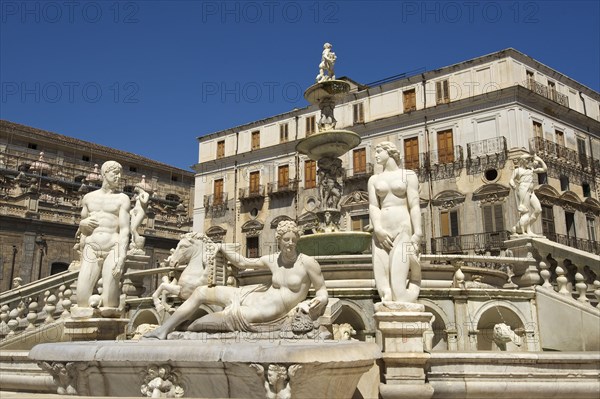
(239, 185), (265, 201)
(203, 193), (228, 212)
(524, 80), (569, 108)
(528, 137), (596, 176)
(467, 137), (508, 174)
(546, 233), (600, 255)
(431, 231), (510, 255)
(267, 179), (298, 197)
(344, 163), (374, 181)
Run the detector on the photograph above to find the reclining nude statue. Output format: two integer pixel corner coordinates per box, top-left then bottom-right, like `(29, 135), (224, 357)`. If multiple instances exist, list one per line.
(151, 232), (230, 313)
(144, 221), (328, 339)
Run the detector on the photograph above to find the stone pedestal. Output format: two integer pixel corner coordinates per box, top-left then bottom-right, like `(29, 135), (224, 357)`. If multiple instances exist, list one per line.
(65, 307), (129, 341)
(122, 254), (150, 299)
(504, 237), (542, 289)
(374, 302), (434, 399)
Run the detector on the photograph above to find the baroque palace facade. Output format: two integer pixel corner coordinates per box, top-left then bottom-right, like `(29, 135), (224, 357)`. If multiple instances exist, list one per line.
(194, 48), (600, 262)
(0, 120), (195, 293)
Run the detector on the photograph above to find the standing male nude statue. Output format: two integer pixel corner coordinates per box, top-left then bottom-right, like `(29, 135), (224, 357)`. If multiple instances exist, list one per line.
(76, 161), (131, 308)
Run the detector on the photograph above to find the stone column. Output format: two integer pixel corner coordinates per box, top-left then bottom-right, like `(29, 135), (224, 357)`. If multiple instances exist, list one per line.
(504, 238), (542, 289)
(374, 302), (434, 399)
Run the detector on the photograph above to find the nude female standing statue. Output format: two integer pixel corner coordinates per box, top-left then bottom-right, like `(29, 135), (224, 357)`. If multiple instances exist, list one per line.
(368, 142), (422, 303)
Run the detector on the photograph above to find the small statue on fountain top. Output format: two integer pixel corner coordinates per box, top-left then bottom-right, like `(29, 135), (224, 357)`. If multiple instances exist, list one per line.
(316, 43), (336, 83)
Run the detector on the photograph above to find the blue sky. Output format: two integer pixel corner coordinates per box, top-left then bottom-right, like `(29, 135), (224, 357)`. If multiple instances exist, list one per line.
(1, 0), (599, 170)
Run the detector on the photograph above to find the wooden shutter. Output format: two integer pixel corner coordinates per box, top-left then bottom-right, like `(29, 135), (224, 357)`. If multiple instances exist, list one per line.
(251, 131), (260, 150)
(353, 148), (366, 173)
(306, 116), (315, 136)
(483, 204), (505, 232)
(541, 205), (555, 236)
(214, 179), (223, 204)
(278, 165), (289, 188)
(305, 160), (316, 188)
(353, 103), (364, 123)
(280, 124), (289, 143)
(437, 129), (454, 164)
(533, 121), (542, 138)
(440, 211), (450, 237)
(404, 137), (419, 170)
(217, 140), (225, 159)
(249, 171), (260, 194)
(403, 89), (416, 112)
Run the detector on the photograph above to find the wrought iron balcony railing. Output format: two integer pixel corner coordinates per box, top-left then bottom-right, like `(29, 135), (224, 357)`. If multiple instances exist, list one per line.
(546, 233), (600, 255)
(529, 137), (582, 166)
(344, 163), (374, 180)
(203, 193), (228, 209)
(523, 80), (569, 108)
(431, 231), (510, 255)
(267, 179), (298, 196)
(239, 185), (265, 200)
(467, 136), (507, 159)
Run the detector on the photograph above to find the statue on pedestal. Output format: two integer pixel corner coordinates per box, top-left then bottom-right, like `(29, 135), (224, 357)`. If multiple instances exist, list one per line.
(75, 161), (131, 308)
(144, 221), (328, 339)
(316, 43), (336, 83)
(368, 142), (422, 303)
(509, 153), (548, 236)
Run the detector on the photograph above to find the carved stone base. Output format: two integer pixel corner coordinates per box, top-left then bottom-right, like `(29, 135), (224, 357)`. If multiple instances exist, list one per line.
(374, 307), (435, 399)
(29, 340), (381, 398)
(63, 317), (129, 341)
(504, 237), (542, 289)
(122, 254), (150, 299)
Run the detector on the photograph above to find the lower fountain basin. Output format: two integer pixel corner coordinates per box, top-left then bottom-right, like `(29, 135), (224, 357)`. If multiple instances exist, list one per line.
(29, 339), (381, 398)
(297, 231), (372, 256)
(296, 129), (361, 160)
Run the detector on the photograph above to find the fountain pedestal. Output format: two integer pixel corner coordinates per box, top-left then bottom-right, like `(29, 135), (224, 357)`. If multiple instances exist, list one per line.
(374, 302), (435, 399)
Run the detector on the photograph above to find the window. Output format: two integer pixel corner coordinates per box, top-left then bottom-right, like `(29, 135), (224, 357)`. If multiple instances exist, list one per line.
(304, 160), (316, 189)
(278, 165), (289, 188)
(306, 115), (316, 136)
(437, 129), (454, 164)
(555, 129), (565, 147)
(404, 137), (419, 170)
(353, 148), (367, 174)
(436, 79), (450, 104)
(482, 204), (504, 232)
(353, 103), (364, 124)
(403, 89), (416, 112)
(249, 171), (260, 195)
(351, 214), (370, 232)
(82, 155), (90, 162)
(565, 212), (576, 239)
(279, 124), (289, 143)
(577, 137), (588, 168)
(526, 70), (535, 89)
(538, 172), (548, 185)
(217, 140), (225, 159)
(251, 131), (260, 150)
(246, 236), (259, 258)
(541, 205), (555, 237)
(587, 217), (597, 242)
(28, 143), (38, 150)
(440, 210), (459, 237)
(548, 81), (557, 101)
(559, 175), (569, 191)
(213, 179), (224, 204)
(129, 166), (137, 173)
(583, 182), (591, 198)
(171, 175), (179, 182)
(533, 121), (543, 138)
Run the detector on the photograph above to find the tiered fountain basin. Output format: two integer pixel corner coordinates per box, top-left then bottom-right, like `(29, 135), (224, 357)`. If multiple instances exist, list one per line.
(296, 129), (361, 160)
(29, 339), (381, 398)
(304, 80), (351, 103)
(297, 231), (372, 256)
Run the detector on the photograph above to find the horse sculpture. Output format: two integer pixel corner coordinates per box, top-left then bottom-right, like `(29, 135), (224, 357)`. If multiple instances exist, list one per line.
(151, 232), (232, 313)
